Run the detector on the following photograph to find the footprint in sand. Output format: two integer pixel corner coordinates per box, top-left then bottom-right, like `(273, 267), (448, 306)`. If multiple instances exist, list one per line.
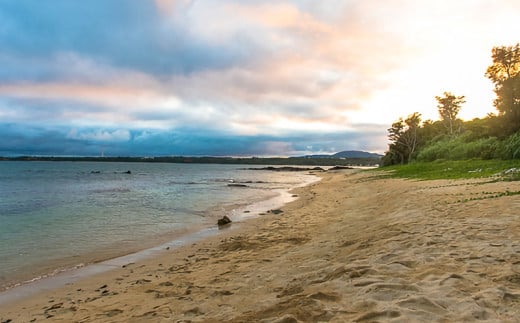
(308, 291), (341, 302)
(104, 309), (123, 317)
(184, 306), (204, 317)
(439, 273), (465, 286)
(397, 296), (447, 315)
(363, 283), (420, 302)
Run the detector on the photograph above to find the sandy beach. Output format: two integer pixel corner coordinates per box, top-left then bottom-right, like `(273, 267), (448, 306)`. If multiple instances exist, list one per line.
(1, 168), (520, 322)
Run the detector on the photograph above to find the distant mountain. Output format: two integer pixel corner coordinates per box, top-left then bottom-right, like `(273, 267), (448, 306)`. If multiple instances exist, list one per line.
(302, 150), (383, 159)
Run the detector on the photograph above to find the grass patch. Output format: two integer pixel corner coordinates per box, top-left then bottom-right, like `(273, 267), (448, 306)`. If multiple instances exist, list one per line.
(374, 159), (520, 180)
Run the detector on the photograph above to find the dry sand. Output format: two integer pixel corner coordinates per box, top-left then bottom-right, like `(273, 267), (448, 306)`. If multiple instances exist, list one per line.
(1, 169), (520, 322)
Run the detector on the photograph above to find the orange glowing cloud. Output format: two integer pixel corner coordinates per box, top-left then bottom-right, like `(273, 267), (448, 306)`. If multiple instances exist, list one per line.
(0, 82), (177, 110)
(154, 0), (193, 17)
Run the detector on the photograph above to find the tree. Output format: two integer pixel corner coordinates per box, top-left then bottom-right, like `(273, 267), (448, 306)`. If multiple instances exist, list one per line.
(495, 76), (520, 133)
(419, 119), (445, 144)
(435, 92), (465, 136)
(485, 44), (520, 134)
(384, 112), (422, 164)
(485, 44), (520, 83)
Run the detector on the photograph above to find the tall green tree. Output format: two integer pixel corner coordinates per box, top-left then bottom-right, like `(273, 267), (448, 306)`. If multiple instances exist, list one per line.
(485, 43), (520, 134)
(435, 92), (465, 136)
(384, 112), (422, 164)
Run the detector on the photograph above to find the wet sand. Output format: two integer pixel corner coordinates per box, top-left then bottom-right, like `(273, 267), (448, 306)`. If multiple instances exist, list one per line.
(1, 169), (520, 322)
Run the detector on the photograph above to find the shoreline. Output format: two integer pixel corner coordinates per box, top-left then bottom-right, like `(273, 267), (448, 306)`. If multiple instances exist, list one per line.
(0, 171), (321, 304)
(2, 169), (520, 321)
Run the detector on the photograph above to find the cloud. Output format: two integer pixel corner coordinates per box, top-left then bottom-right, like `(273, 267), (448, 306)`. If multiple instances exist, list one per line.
(2, 1), (520, 156)
(154, 0), (195, 17)
(0, 123), (386, 157)
(67, 129), (131, 142)
(0, 0), (248, 77)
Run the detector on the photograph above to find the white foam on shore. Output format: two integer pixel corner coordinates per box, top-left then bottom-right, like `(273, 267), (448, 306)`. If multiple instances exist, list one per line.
(0, 171), (321, 306)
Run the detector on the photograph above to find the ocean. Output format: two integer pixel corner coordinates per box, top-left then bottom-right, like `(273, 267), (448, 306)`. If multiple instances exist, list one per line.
(0, 161), (318, 291)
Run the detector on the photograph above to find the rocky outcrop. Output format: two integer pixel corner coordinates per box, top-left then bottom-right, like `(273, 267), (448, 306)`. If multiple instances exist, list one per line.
(228, 184), (248, 187)
(328, 166), (353, 171)
(217, 215), (232, 227)
(248, 166), (325, 172)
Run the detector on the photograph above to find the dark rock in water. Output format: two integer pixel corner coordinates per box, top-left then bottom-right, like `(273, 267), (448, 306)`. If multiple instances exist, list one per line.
(328, 165), (353, 171)
(90, 170), (101, 174)
(217, 215), (232, 226)
(248, 166), (325, 172)
(124, 170), (132, 174)
(228, 183), (248, 187)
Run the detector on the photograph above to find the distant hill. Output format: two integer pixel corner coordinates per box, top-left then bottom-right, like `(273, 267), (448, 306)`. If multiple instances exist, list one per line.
(303, 150), (383, 159)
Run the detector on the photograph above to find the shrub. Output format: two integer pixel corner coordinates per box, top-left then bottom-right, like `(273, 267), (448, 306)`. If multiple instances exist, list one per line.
(502, 132), (520, 159)
(416, 136), (500, 161)
(463, 137), (500, 159)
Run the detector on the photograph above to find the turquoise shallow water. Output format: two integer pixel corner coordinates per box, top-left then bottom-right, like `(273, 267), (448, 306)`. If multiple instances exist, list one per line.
(0, 161), (316, 289)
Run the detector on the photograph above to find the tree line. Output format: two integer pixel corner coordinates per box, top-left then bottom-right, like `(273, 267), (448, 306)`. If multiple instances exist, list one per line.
(2, 155), (380, 166)
(383, 43), (520, 165)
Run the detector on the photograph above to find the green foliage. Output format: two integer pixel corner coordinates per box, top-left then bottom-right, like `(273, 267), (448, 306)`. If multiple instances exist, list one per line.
(384, 111), (516, 166)
(463, 115), (504, 139)
(376, 159), (520, 180)
(416, 135), (501, 161)
(485, 44), (520, 84)
(383, 43), (520, 167)
(485, 43), (520, 135)
(383, 112), (421, 165)
(502, 132), (520, 159)
(419, 120), (446, 145)
(496, 75), (520, 133)
(436, 92), (465, 136)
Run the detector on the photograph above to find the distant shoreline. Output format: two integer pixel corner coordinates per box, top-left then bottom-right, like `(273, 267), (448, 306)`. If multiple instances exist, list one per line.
(0, 156), (381, 166)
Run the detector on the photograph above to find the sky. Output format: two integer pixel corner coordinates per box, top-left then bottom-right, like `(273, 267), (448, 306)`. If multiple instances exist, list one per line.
(1, 1), (520, 157)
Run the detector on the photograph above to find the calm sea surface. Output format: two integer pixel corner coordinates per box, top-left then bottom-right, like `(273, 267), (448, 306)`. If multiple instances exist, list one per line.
(0, 161), (317, 290)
